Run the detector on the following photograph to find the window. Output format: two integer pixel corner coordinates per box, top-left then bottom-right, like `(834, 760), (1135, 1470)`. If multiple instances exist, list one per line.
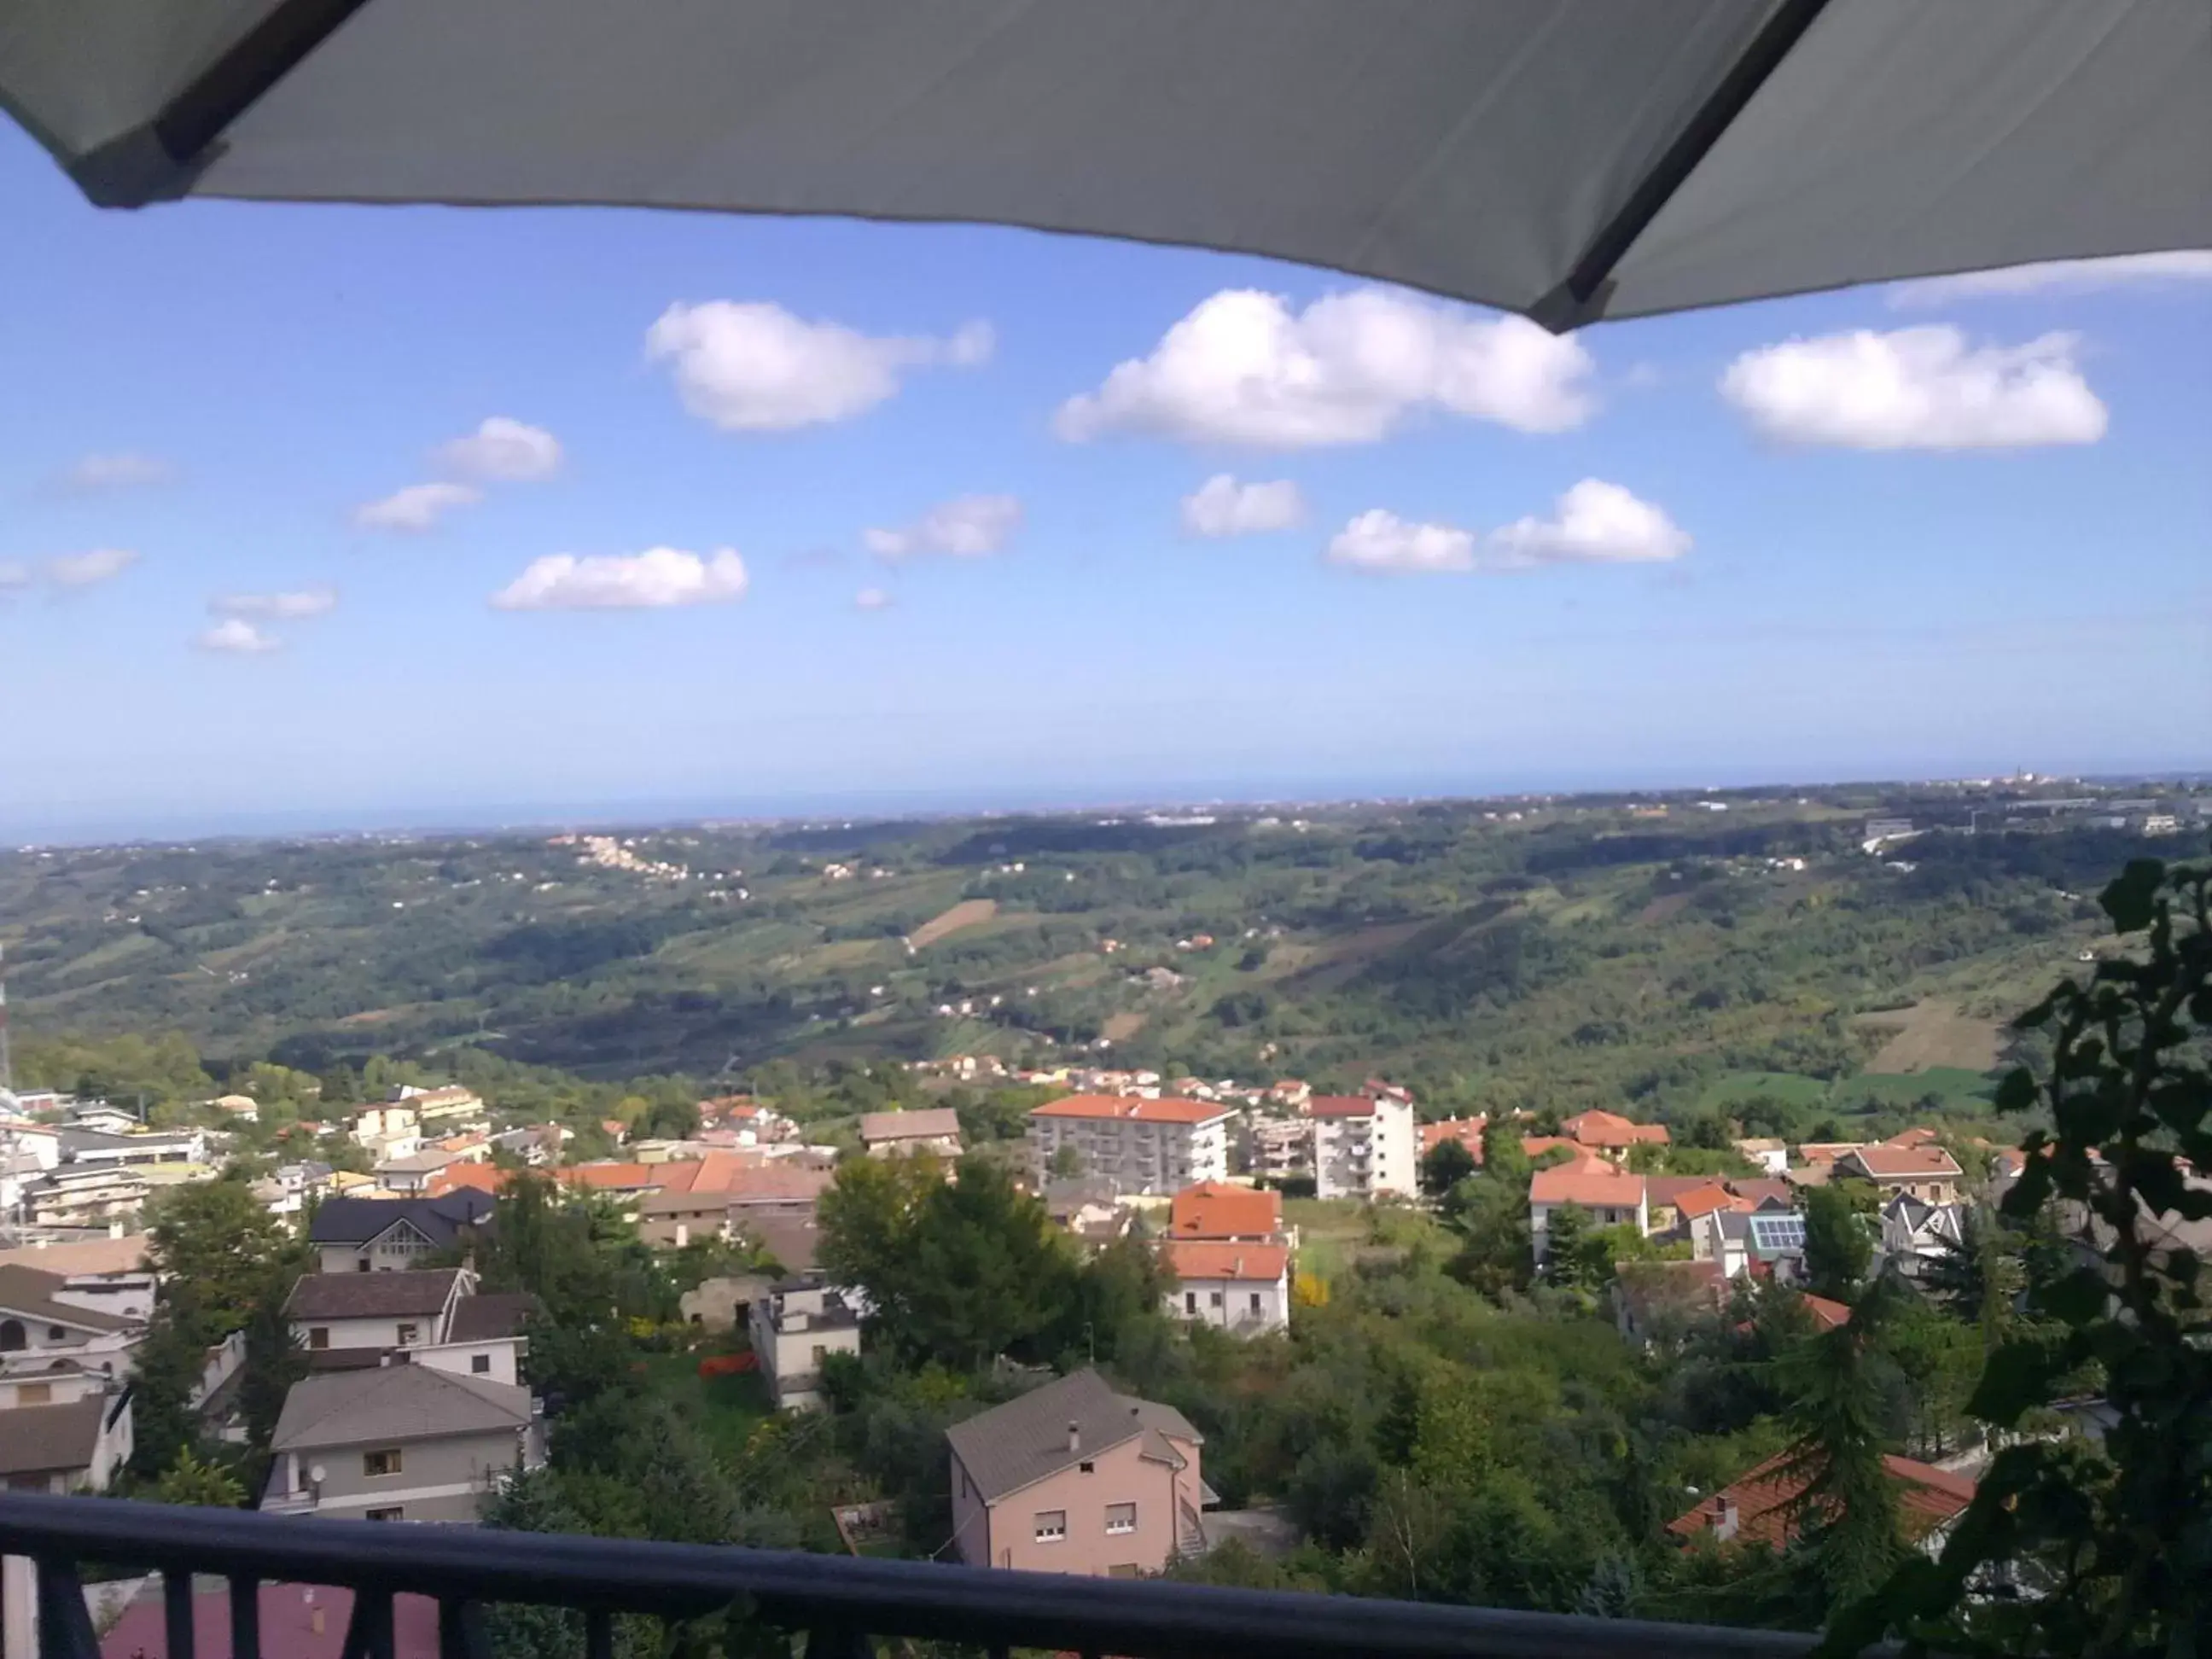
(16, 1382), (50, 1406)
(1033, 1510), (1067, 1543)
(1105, 1503), (1137, 1535)
(396, 1323), (420, 1346)
(0, 1320), (24, 1351)
(1209, 1290), (1224, 1308)
(1249, 1292), (1263, 1313)
(470, 1353), (492, 1374)
(363, 1448), (403, 1478)
(45, 1326), (67, 1342)
(1184, 1291), (1196, 1314)
(1079, 1460), (1094, 1474)
(356, 1260), (370, 1272)
(364, 1507), (405, 1522)
(308, 1328), (330, 1351)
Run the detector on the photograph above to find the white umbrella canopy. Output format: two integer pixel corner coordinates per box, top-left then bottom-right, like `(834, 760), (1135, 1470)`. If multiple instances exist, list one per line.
(2, 0), (2206, 329)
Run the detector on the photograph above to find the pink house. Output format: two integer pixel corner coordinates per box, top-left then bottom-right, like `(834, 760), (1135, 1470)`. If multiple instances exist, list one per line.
(947, 1370), (1208, 1576)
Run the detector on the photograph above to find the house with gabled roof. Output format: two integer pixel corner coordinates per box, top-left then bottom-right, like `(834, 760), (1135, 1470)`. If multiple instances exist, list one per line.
(1832, 1144), (1963, 1207)
(263, 1364), (542, 1522)
(0, 1263), (143, 1379)
(1668, 1450), (1973, 1555)
(1161, 1241), (1289, 1336)
(309, 1190), (494, 1274)
(947, 1369), (1208, 1575)
(1528, 1162), (1647, 1262)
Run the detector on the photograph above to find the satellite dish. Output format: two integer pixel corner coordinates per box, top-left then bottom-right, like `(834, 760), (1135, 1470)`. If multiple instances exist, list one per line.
(309, 1464), (327, 1485)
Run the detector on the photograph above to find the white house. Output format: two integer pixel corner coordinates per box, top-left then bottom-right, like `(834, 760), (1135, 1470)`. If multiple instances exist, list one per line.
(285, 1266), (475, 1358)
(748, 1277), (862, 1412)
(1161, 1241), (1290, 1336)
(1309, 1095), (1417, 1200)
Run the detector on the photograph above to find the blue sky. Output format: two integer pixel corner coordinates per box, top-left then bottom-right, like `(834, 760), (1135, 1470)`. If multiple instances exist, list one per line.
(2, 120), (2207, 841)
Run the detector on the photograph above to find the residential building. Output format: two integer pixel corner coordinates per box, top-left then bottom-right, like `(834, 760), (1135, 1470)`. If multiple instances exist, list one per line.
(948, 1369), (1208, 1575)
(1879, 1191), (1966, 1279)
(1419, 1117), (1487, 1162)
(309, 1190), (495, 1274)
(56, 1125), (206, 1167)
(1733, 1138), (1789, 1175)
(748, 1277), (863, 1412)
(1528, 1162), (1647, 1263)
(0, 1390), (134, 1493)
(1644, 1175), (1726, 1236)
(285, 1267), (474, 1361)
(1246, 1117), (1313, 1184)
(395, 1086), (489, 1132)
(1668, 1451), (1971, 1555)
(1309, 1095), (1417, 1200)
(1613, 1259), (1729, 1346)
(0, 1263), (144, 1379)
(1562, 1110), (1671, 1155)
(208, 1094), (261, 1123)
(736, 1212), (824, 1277)
(1831, 1144), (1964, 1207)
(1027, 1097), (1236, 1196)
(1167, 1181), (1284, 1245)
(1161, 1241), (1289, 1336)
(636, 1158), (834, 1249)
(263, 1365), (543, 1522)
(1693, 1208), (1808, 1281)
(1044, 1179), (1136, 1252)
(858, 1107), (963, 1161)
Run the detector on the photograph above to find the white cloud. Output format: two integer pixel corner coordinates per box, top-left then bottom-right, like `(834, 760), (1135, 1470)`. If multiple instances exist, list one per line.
(853, 587), (894, 611)
(46, 548), (139, 587)
(1888, 251), (2212, 306)
(0, 562), (31, 591)
(492, 547), (749, 611)
(354, 481), (482, 532)
(55, 451), (178, 492)
(646, 302), (992, 432)
(1325, 510), (1478, 574)
(212, 587), (339, 620)
(1056, 288), (1596, 447)
(1720, 326), (2107, 450)
(1180, 474), (1307, 538)
(434, 417), (563, 482)
(864, 494), (1023, 559)
(195, 618), (281, 655)
(1490, 480), (1691, 565)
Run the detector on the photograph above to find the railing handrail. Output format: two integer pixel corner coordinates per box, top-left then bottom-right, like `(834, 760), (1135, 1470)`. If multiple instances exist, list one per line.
(0, 1492), (1851, 1659)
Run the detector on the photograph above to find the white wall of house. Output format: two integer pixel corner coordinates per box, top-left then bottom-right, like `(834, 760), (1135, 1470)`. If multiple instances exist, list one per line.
(1528, 1194), (1649, 1262)
(294, 1311), (445, 1354)
(412, 1337), (524, 1387)
(1164, 1272), (1289, 1336)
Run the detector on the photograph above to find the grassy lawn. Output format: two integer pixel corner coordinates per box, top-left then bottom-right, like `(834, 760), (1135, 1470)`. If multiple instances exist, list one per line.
(635, 1351), (776, 1458)
(1694, 1070), (1833, 1114)
(1284, 1197), (1371, 1285)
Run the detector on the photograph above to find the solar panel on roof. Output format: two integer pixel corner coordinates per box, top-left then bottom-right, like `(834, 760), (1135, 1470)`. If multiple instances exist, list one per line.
(1750, 1215), (1806, 1251)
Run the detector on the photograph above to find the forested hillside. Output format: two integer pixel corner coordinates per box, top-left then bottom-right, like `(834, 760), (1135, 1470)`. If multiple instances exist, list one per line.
(0, 784), (2192, 1133)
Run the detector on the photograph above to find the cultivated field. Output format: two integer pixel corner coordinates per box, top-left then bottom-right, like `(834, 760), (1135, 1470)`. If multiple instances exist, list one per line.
(908, 897), (998, 949)
(1854, 1000), (2003, 1074)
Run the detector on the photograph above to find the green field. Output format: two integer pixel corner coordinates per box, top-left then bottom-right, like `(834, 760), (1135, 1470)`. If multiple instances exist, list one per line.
(634, 1352), (775, 1458)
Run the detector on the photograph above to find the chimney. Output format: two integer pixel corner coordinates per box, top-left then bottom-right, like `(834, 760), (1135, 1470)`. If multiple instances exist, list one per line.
(1067, 1420), (1080, 1454)
(1714, 1496), (1738, 1543)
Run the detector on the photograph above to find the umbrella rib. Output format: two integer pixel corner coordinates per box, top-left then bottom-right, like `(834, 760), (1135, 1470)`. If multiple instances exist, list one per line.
(68, 0), (377, 206)
(1530, 0), (1834, 332)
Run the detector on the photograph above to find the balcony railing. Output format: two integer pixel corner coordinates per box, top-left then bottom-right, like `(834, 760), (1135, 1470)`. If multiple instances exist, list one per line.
(0, 1491), (1854, 1659)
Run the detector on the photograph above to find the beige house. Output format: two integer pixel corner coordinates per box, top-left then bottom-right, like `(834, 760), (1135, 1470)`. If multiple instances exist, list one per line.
(948, 1369), (1208, 1576)
(1831, 1144), (1963, 1207)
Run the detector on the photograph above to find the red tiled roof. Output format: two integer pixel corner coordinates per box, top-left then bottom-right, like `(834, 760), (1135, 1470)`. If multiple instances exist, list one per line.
(1726, 1178), (1796, 1209)
(1668, 1452), (1974, 1548)
(1796, 1142), (1866, 1164)
(1885, 1126), (1940, 1148)
(1644, 1175), (1720, 1208)
(1030, 1094), (1231, 1126)
(1171, 1181), (1282, 1240)
(1307, 1095), (1377, 1119)
(1531, 1165), (1646, 1209)
(1161, 1240), (1289, 1283)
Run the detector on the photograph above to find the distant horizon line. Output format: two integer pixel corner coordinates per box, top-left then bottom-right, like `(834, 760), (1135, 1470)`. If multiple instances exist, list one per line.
(7, 765), (2206, 852)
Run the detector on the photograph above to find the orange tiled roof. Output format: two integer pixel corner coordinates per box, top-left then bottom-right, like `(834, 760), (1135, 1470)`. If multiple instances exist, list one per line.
(1796, 1142), (1866, 1164)
(1841, 1144), (1963, 1179)
(1801, 1293), (1853, 1331)
(1884, 1126), (1940, 1148)
(427, 1163), (509, 1198)
(1170, 1182), (1282, 1240)
(1668, 1452), (1973, 1548)
(1030, 1094), (1231, 1126)
(555, 1161), (662, 1191)
(1161, 1240), (1289, 1283)
(1564, 1109), (1671, 1148)
(1420, 1117), (1487, 1157)
(1673, 1185), (1741, 1220)
(1531, 1164), (1646, 1209)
